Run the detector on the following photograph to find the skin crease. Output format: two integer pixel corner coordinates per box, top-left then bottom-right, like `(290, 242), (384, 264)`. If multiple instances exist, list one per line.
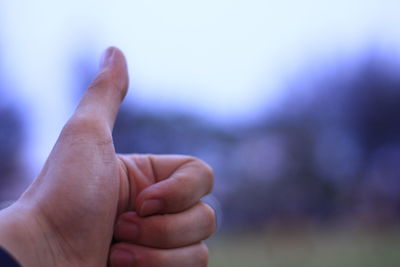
(0, 47), (215, 267)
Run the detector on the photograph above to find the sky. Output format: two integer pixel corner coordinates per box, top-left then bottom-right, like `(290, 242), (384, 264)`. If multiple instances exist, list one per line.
(1, 0), (400, 171)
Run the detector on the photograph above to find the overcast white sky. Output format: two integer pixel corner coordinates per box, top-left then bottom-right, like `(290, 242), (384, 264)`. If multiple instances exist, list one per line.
(1, 0), (400, 171)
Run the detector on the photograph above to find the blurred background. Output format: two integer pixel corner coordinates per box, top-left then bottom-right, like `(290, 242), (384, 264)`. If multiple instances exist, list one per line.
(2, 0), (400, 266)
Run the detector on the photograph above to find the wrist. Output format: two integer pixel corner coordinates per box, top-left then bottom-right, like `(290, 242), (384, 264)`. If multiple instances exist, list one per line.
(0, 202), (58, 267)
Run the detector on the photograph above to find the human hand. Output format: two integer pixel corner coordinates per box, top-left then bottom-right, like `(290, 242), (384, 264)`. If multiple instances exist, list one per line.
(0, 47), (215, 267)
(110, 154), (215, 267)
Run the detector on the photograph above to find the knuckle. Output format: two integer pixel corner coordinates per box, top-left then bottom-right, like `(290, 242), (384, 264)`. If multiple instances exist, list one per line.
(202, 161), (214, 180)
(201, 161), (214, 194)
(191, 157), (214, 187)
(197, 243), (209, 267)
(194, 157), (214, 174)
(64, 115), (102, 133)
(62, 115), (111, 144)
(200, 202), (217, 237)
(90, 69), (127, 100)
(89, 70), (113, 90)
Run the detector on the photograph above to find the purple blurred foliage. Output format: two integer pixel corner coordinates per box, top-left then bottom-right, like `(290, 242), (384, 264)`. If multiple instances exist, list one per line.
(0, 47), (27, 201)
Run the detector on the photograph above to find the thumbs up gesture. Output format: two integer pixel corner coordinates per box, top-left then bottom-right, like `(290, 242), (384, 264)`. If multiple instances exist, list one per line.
(0, 47), (215, 267)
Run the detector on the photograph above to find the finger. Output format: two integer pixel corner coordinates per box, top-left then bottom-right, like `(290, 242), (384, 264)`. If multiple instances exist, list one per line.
(121, 155), (214, 216)
(114, 202), (216, 248)
(72, 46), (129, 131)
(109, 242), (208, 267)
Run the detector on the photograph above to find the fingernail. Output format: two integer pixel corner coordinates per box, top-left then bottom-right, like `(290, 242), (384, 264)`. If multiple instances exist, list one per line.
(140, 199), (164, 216)
(110, 249), (135, 267)
(100, 47), (115, 68)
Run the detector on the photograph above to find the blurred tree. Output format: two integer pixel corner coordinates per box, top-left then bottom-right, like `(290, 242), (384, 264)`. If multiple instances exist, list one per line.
(0, 45), (26, 202)
(222, 51), (400, 228)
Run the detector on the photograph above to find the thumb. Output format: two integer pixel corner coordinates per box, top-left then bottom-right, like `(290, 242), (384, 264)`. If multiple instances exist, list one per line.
(73, 47), (129, 131)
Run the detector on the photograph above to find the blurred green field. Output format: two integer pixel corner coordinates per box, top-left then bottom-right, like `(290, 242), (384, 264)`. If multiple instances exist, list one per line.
(208, 227), (400, 267)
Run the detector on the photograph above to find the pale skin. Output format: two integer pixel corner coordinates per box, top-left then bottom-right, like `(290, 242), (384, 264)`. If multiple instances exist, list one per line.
(0, 47), (216, 266)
